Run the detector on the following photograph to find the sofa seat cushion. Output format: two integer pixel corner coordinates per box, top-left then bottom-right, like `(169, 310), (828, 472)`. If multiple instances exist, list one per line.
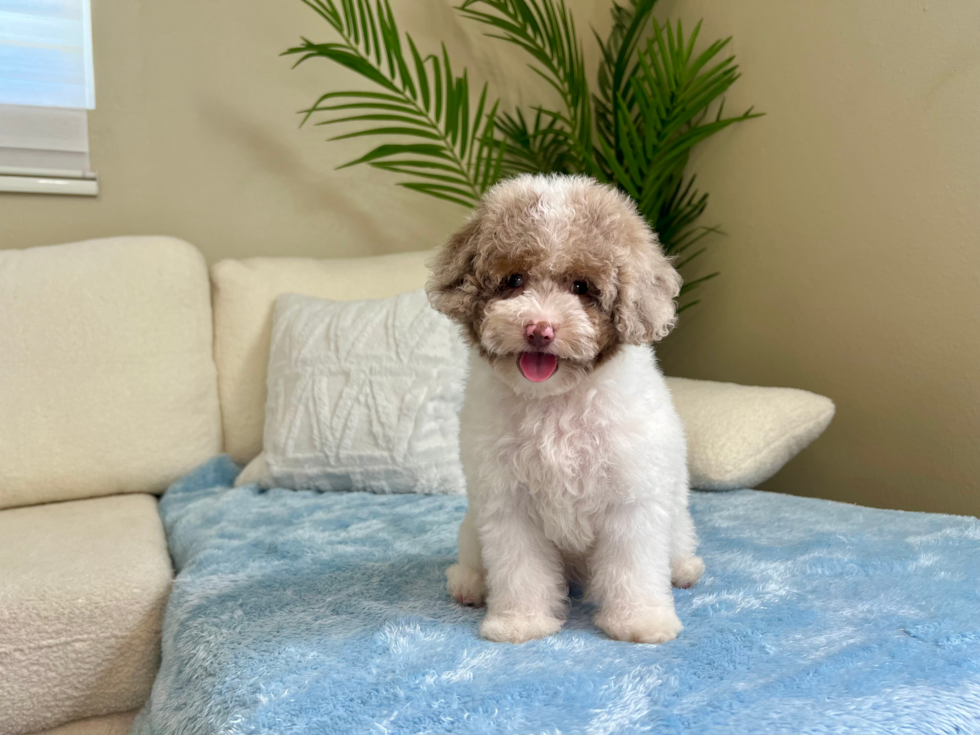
(0, 236), (223, 510)
(0, 495), (172, 735)
(30, 711), (137, 735)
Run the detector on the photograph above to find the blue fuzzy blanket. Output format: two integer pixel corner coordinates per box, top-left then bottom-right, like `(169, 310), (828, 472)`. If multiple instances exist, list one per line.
(134, 457), (980, 734)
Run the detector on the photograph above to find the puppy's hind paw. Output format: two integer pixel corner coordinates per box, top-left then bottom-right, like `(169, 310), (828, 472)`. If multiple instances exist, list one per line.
(671, 556), (705, 589)
(480, 612), (564, 643)
(446, 563), (486, 607)
(595, 607), (683, 644)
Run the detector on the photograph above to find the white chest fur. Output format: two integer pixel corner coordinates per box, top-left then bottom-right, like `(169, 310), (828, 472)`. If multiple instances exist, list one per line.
(502, 388), (623, 552)
(461, 349), (666, 555)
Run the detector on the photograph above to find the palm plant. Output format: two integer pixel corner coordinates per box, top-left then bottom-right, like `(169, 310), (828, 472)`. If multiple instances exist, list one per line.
(286, 0), (760, 310)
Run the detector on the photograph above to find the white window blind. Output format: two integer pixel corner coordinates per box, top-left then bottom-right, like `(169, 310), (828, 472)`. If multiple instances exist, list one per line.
(0, 0), (94, 109)
(0, 0), (97, 195)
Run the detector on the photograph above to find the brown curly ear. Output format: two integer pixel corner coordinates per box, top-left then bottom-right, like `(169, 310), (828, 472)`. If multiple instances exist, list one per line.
(614, 229), (682, 344)
(425, 215), (482, 322)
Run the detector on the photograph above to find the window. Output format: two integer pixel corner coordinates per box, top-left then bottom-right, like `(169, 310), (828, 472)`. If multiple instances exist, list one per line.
(0, 0), (97, 195)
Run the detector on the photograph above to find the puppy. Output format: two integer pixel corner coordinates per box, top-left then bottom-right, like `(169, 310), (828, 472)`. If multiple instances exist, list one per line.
(426, 174), (704, 644)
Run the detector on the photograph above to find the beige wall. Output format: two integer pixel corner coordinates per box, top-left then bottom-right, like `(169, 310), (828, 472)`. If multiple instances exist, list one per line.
(654, 0), (980, 516)
(0, 0), (608, 261)
(1, 1), (977, 515)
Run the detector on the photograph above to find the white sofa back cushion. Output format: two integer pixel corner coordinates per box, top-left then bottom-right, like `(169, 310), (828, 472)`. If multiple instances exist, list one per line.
(211, 250), (432, 464)
(0, 237), (222, 509)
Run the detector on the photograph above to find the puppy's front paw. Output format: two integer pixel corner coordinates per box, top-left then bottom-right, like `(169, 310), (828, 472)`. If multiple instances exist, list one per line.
(595, 606), (683, 644)
(480, 612), (564, 643)
(447, 563), (486, 607)
(671, 556), (705, 589)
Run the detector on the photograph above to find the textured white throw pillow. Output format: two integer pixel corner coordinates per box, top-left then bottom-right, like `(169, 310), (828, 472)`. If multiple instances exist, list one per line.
(252, 290), (468, 494)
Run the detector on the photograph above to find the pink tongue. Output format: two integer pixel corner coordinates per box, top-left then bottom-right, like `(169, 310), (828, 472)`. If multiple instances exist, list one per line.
(519, 352), (558, 382)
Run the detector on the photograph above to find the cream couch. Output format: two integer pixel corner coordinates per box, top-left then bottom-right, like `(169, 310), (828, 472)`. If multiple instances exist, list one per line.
(0, 237), (438, 735)
(0, 237), (832, 735)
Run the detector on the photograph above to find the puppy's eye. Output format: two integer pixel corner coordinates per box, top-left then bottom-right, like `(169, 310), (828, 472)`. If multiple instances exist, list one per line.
(572, 280), (590, 296)
(506, 273), (524, 289)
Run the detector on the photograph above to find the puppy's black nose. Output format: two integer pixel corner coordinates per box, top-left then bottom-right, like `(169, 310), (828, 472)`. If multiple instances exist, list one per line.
(525, 321), (555, 350)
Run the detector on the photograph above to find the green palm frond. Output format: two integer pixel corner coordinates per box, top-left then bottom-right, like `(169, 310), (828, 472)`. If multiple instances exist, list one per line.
(457, 0), (595, 175)
(495, 107), (579, 175)
(593, 0), (658, 153)
(595, 18), (762, 264)
(285, 0), (506, 205)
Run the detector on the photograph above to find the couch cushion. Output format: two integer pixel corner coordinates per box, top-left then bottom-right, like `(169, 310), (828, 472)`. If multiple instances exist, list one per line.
(30, 711), (137, 735)
(211, 250), (432, 464)
(668, 377), (836, 490)
(0, 495), (171, 735)
(0, 237), (223, 509)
